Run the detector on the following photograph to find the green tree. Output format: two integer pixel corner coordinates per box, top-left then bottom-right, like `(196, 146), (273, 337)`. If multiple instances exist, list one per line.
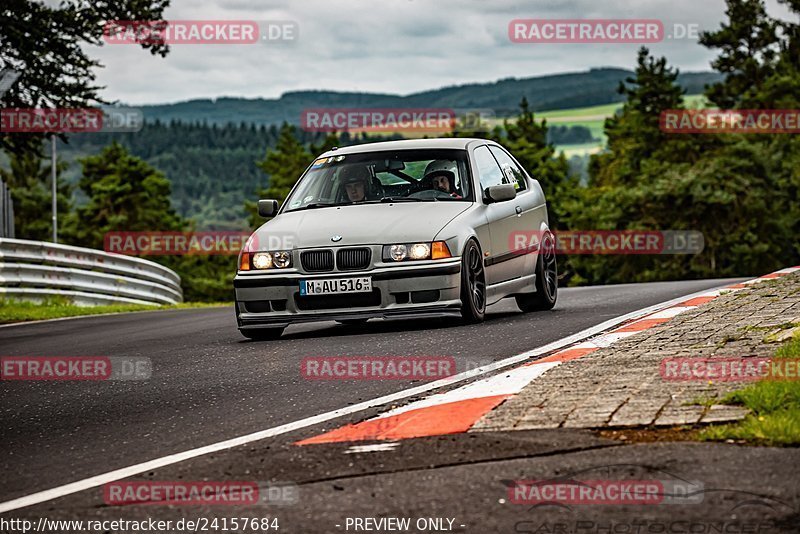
(700, 0), (781, 108)
(589, 47), (689, 189)
(1, 0), (171, 154)
(501, 97), (572, 204)
(62, 142), (183, 249)
(245, 123), (317, 227)
(563, 49), (713, 284)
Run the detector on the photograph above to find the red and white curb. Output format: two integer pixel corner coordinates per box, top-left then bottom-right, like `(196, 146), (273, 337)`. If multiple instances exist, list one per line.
(297, 266), (800, 446)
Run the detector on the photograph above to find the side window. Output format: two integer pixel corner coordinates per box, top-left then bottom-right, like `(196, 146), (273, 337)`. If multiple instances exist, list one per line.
(489, 146), (528, 192)
(473, 145), (505, 192)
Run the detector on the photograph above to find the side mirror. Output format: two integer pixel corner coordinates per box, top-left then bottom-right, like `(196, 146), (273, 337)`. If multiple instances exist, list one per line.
(257, 199), (279, 218)
(484, 183), (517, 204)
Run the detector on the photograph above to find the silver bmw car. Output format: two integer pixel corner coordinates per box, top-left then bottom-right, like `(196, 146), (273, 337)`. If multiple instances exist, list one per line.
(234, 138), (557, 340)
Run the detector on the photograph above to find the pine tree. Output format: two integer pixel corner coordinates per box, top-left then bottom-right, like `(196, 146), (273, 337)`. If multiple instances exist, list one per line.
(62, 142), (184, 249)
(245, 123), (315, 228)
(700, 0), (781, 108)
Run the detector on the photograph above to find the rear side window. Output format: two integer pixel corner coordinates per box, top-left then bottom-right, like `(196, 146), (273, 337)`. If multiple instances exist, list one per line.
(473, 145), (505, 191)
(489, 146), (528, 192)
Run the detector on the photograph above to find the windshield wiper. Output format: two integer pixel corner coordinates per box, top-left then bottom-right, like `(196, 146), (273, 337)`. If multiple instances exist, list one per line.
(371, 197), (425, 203)
(288, 202), (341, 212)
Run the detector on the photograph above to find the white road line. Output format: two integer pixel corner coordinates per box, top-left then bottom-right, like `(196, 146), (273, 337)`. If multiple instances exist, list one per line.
(0, 282), (742, 514)
(591, 331), (638, 347)
(648, 306), (695, 319)
(344, 443), (400, 454)
(365, 361), (561, 420)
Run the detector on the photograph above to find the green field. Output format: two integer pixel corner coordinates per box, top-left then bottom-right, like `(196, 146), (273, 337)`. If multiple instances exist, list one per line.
(0, 298), (231, 324)
(519, 94), (709, 156)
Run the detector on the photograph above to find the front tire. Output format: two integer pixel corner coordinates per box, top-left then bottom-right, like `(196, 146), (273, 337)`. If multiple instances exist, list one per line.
(240, 327), (285, 341)
(460, 239), (486, 323)
(516, 230), (558, 312)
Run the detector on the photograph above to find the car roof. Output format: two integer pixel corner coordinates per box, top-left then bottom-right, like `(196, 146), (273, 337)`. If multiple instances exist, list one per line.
(318, 137), (495, 158)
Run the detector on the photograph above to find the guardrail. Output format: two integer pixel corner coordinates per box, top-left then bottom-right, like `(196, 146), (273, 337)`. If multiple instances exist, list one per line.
(0, 238), (182, 306)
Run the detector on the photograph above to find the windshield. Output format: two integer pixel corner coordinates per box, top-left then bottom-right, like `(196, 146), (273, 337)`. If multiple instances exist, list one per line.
(282, 149), (472, 212)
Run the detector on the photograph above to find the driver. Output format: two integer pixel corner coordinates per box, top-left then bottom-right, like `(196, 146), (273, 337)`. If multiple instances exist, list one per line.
(423, 160), (462, 198)
(340, 166), (371, 202)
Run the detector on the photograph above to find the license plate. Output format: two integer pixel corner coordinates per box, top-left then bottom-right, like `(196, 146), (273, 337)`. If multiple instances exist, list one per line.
(299, 277), (372, 296)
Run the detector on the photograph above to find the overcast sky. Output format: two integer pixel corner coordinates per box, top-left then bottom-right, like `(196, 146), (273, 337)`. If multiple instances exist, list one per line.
(88, 0), (795, 105)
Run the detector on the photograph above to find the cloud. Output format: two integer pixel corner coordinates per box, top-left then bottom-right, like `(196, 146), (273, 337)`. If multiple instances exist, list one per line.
(86, 0), (792, 105)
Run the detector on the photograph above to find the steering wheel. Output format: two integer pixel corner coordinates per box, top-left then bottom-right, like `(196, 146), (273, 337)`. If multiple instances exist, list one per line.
(407, 189), (453, 200)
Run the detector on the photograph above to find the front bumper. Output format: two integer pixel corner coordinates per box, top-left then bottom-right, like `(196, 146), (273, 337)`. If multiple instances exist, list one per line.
(234, 259), (462, 329)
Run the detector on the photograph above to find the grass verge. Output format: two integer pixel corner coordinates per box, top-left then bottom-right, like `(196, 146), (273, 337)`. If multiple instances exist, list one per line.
(0, 297), (231, 324)
(699, 334), (800, 446)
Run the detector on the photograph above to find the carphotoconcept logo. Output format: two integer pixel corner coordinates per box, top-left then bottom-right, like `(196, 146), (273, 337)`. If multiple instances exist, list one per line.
(661, 109), (800, 134)
(1, 356), (151, 381)
(301, 356), (457, 381)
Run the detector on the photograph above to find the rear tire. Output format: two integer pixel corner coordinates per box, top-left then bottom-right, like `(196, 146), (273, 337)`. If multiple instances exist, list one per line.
(460, 239), (486, 323)
(240, 327), (285, 341)
(516, 230), (557, 312)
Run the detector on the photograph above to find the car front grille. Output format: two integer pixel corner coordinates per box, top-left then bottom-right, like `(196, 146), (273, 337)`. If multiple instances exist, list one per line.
(337, 248), (371, 271)
(300, 250), (334, 272)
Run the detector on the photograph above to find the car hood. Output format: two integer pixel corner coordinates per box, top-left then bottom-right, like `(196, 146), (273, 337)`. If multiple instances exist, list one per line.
(251, 202), (470, 249)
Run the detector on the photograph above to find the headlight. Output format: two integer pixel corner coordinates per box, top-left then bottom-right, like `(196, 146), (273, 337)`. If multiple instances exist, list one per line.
(273, 251), (291, 268)
(389, 244), (407, 262)
(239, 251), (293, 271)
(383, 241), (451, 262)
(252, 252), (273, 270)
(409, 243), (430, 260)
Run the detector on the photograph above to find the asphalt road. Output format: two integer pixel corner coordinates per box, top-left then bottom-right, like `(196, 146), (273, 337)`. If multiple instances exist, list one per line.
(0, 278), (747, 511)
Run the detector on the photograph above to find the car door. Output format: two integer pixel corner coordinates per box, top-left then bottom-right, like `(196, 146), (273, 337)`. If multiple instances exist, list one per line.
(488, 145), (544, 278)
(471, 145), (527, 289)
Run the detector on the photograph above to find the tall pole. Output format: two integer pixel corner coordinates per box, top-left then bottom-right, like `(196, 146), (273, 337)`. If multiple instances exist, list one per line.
(51, 134), (57, 243)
